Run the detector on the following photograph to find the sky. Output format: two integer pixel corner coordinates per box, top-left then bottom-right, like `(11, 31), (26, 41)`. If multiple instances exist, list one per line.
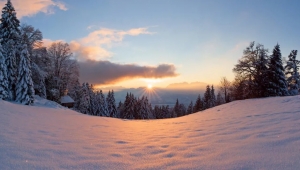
(1, 0), (300, 89)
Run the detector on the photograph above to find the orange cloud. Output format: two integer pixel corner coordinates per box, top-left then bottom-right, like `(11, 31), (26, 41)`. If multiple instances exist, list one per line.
(0, 0), (67, 18)
(43, 27), (154, 61)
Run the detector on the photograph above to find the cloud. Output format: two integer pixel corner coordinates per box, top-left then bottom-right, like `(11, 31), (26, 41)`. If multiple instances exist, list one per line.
(44, 27), (154, 61)
(0, 0), (67, 18)
(79, 60), (178, 85)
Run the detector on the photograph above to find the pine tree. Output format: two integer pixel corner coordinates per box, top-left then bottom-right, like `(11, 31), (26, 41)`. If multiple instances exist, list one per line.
(122, 93), (135, 119)
(172, 99), (180, 117)
(253, 44), (269, 97)
(216, 91), (224, 105)
(210, 85), (216, 107)
(0, 44), (9, 100)
(0, 0), (21, 100)
(106, 90), (118, 117)
(203, 85), (211, 109)
(285, 50), (300, 95)
(267, 44), (289, 96)
(186, 101), (193, 114)
(97, 90), (108, 116)
(78, 83), (90, 114)
(193, 95), (203, 113)
(15, 44), (35, 105)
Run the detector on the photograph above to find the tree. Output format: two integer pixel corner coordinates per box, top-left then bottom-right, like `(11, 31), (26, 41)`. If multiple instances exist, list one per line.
(172, 99), (180, 117)
(216, 91), (224, 105)
(233, 42), (269, 98)
(186, 101), (193, 114)
(267, 44), (289, 96)
(15, 44), (34, 105)
(106, 90), (118, 117)
(220, 77), (231, 103)
(0, 44), (9, 100)
(0, 0), (21, 100)
(46, 42), (79, 101)
(210, 85), (216, 107)
(20, 24), (46, 98)
(203, 85), (211, 109)
(285, 50), (300, 95)
(122, 93), (135, 119)
(78, 83), (90, 114)
(193, 95), (203, 112)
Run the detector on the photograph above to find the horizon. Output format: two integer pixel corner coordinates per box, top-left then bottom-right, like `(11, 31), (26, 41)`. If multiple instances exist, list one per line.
(1, 0), (300, 88)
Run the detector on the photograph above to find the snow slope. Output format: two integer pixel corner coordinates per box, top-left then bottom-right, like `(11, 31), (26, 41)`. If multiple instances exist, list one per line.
(1, 96), (300, 169)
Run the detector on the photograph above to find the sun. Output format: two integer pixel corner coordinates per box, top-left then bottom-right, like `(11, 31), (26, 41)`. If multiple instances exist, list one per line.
(147, 84), (153, 89)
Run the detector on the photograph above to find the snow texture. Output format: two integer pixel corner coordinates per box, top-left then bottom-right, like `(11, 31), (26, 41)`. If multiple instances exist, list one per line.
(1, 96), (300, 169)
(60, 95), (75, 104)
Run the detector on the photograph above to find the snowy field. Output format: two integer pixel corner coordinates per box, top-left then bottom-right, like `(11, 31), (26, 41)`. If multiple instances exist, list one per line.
(1, 96), (300, 169)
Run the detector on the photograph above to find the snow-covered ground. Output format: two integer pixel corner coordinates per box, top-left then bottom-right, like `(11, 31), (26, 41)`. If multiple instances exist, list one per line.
(1, 96), (300, 169)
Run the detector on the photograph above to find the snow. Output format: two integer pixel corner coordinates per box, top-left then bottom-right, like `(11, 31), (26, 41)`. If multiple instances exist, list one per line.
(1, 96), (300, 169)
(60, 95), (75, 104)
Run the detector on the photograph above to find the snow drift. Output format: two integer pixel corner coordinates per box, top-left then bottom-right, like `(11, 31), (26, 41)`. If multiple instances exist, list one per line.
(1, 96), (300, 169)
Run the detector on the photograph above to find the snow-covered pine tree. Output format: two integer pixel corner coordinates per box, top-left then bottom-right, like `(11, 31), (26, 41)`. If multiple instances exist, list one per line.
(139, 97), (151, 119)
(0, 44), (9, 100)
(122, 93), (136, 119)
(106, 90), (118, 117)
(134, 97), (142, 119)
(97, 90), (108, 117)
(285, 50), (300, 95)
(0, 0), (21, 100)
(267, 44), (289, 96)
(69, 81), (82, 110)
(15, 44), (35, 105)
(78, 83), (90, 114)
(87, 84), (97, 116)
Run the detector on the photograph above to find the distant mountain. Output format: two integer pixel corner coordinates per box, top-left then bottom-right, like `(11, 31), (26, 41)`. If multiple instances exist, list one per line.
(166, 81), (208, 91)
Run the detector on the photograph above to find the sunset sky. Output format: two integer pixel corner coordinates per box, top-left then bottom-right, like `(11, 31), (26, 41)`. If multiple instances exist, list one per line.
(2, 0), (300, 88)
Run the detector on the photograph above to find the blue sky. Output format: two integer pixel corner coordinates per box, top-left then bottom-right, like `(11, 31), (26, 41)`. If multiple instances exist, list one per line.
(3, 0), (300, 88)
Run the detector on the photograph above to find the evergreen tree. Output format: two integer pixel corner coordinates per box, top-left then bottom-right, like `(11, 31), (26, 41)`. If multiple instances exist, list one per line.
(253, 44), (269, 97)
(15, 44), (35, 105)
(285, 50), (300, 95)
(186, 101), (193, 114)
(203, 85), (211, 109)
(97, 90), (108, 116)
(267, 44), (289, 96)
(0, 44), (9, 100)
(106, 90), (118, 117)
(216, 91), (224, 105)
(78, 83), (90, 114)
(172, 99), (180, 118)
(193, 95), (203, 113)
(122, 93), (135, 119)
(210, 85), (216, 107)
(0, 0), (21, 100)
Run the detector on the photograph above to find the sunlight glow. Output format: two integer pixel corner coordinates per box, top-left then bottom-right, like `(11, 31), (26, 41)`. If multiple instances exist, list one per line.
(147, 84), (153, 89)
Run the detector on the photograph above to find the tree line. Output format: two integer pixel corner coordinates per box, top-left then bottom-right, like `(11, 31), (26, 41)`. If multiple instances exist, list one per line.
(70, 82), (222, 119)
(221, 42), (300, 101)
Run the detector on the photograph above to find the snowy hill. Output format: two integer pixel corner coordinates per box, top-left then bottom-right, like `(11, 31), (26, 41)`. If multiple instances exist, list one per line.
(1, 96), (300, 169)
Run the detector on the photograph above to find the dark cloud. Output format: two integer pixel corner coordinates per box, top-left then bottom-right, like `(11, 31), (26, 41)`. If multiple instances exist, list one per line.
(79, 60), (178, 85)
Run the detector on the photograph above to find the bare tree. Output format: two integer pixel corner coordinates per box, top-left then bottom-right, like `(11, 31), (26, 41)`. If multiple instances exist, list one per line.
(220, 77), (231, 103)
(46, 42), (79, 100)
